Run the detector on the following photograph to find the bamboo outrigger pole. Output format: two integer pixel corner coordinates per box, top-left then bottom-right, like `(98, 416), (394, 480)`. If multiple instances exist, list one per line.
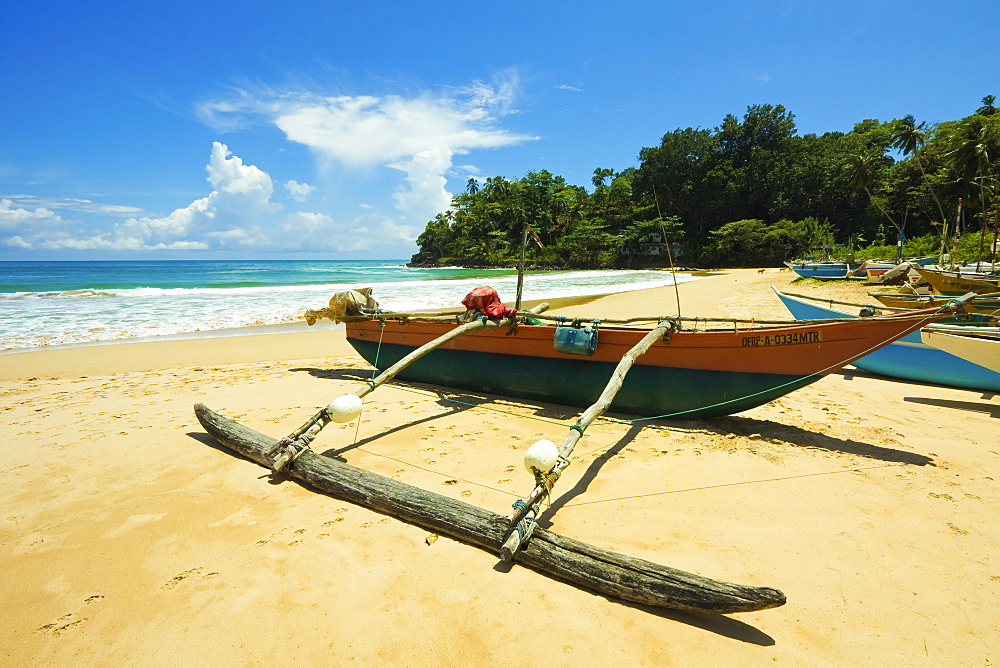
(267, 303), (549, 472)
(501, 318), (678, 561)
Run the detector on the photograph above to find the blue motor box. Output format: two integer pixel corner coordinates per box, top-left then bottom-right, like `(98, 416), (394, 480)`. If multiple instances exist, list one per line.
(553, 325), (598, 356)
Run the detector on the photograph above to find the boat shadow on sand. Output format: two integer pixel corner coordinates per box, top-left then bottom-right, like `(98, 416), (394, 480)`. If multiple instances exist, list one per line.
(289, 366), (936, 469)
(833, 367), (999, 417)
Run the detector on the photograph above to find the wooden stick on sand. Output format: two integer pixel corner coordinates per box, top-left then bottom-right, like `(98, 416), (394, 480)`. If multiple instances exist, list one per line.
(501, 318), (678, 560)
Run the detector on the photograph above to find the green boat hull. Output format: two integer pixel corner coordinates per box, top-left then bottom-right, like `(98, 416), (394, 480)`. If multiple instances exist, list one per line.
(348, 339), (821, 419)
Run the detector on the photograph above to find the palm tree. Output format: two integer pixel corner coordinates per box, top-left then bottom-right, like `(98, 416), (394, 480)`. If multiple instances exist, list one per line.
(946, 115), (997, 267)
(591, 168), (615, 189)
(890, 115), (948, 228)
(843, 152), (904, 260)
(977, 95), (996, 117)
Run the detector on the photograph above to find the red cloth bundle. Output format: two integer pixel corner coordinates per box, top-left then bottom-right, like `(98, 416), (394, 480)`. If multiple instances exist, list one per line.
(461, 286), (518, 319)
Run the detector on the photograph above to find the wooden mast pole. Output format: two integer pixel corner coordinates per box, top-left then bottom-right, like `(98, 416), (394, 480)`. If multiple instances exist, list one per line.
(515, 218), (528, 312)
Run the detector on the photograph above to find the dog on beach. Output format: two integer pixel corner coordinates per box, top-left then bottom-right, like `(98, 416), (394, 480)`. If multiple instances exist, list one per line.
(758, 269), (766, 274)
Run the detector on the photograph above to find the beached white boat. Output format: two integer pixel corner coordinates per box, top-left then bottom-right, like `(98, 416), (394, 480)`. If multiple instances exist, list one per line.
(920, 330), (1000, 374)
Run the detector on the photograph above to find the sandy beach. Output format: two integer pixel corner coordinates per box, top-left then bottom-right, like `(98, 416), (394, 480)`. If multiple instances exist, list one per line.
(2, 269), (997, 665)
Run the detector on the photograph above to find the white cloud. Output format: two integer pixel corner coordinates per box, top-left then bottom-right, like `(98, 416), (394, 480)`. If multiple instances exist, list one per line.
(2, 195), (142, 216)
(284, 179), (316, 202)
(8, 74), (537, 257)
(4, 144), (291, 252)
(283, 211), (333, 234)
(556, 84), (583, 92)
(6, 235), (32, 248)
(107, 142), (280, 249)
(206, 142), (274, 197)
(198, 73), (537, 224)
(37, 235), (208, 251)
(269, 93), (527, 168)
(0, 198), (65, 229)
(387, 146), (454, 217)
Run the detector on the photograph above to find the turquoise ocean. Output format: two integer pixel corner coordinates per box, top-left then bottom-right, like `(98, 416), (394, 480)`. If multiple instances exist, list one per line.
(0, 260), (698, 351)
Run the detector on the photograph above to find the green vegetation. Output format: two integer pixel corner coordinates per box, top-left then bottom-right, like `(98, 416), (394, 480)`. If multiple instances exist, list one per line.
(412, 97), (1000, 269)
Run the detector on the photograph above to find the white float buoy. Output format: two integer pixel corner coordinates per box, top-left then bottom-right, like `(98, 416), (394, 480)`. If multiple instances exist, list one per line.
(524, 439), (559, 474)
(327, 394), (363, 423)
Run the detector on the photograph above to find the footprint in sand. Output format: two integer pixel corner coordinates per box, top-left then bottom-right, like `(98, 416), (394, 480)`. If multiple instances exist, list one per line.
(443, 479), (458, 486)
(946, 522), (969, 535)
(321, 518), (344, 527)
(461, 490), (472, 497)
(35, 614), (84, 637)
(161, 567), (220, 590)
(255, 529), (288, 546)
(504, 465), (516, 473)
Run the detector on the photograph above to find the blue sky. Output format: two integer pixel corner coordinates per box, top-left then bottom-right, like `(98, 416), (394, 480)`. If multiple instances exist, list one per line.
(2, 0), (997, 261)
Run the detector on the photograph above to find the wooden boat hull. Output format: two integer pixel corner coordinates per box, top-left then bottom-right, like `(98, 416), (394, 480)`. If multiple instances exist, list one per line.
(345, 316), (938, 419)
(871, 292), (1000, 316)
(774, 291), (1000, 392)
(921, 330), (1000, 374)
(914, 267), (1000, 296)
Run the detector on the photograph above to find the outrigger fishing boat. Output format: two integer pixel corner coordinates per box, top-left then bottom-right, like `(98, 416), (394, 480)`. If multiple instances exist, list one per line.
(773, 288), (1000, 391)
(921, 329), (1000, 374)
(871, 291), (1000, 317)
(195, 283), (968, 615)
(913, 266), (1000, 296)
(784, 259), (863, 279)
(340, 299), (956, 420)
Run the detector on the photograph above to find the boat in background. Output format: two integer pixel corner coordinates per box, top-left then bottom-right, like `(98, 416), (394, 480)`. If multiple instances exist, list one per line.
(784, 260), (862, 280)
(785, 256), (936, 282)
(871, 292), (1000, 317)
(921, 330), (1000, 374)
(772, 287), (1000, 392)
(847, 257), (937, 282)
(914, 266), (1000, 295)
(845, 260), (896, 281)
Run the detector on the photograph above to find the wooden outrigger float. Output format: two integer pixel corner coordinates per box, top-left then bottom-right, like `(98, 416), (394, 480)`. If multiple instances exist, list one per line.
(194, 286), (967, 615)
(194, 403), (786, 613)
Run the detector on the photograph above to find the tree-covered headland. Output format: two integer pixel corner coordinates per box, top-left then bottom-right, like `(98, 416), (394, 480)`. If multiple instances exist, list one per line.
(411, 97), (1000, 268)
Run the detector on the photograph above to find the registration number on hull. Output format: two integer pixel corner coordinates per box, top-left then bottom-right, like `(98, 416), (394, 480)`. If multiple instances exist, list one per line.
(741, 331), (822, 347)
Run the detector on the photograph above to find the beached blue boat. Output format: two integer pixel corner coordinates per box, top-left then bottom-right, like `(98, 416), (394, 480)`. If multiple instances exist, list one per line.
(772, 288), (1000, 392)
(783, 260), (861, 279)
(784, 256), (937, 281)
